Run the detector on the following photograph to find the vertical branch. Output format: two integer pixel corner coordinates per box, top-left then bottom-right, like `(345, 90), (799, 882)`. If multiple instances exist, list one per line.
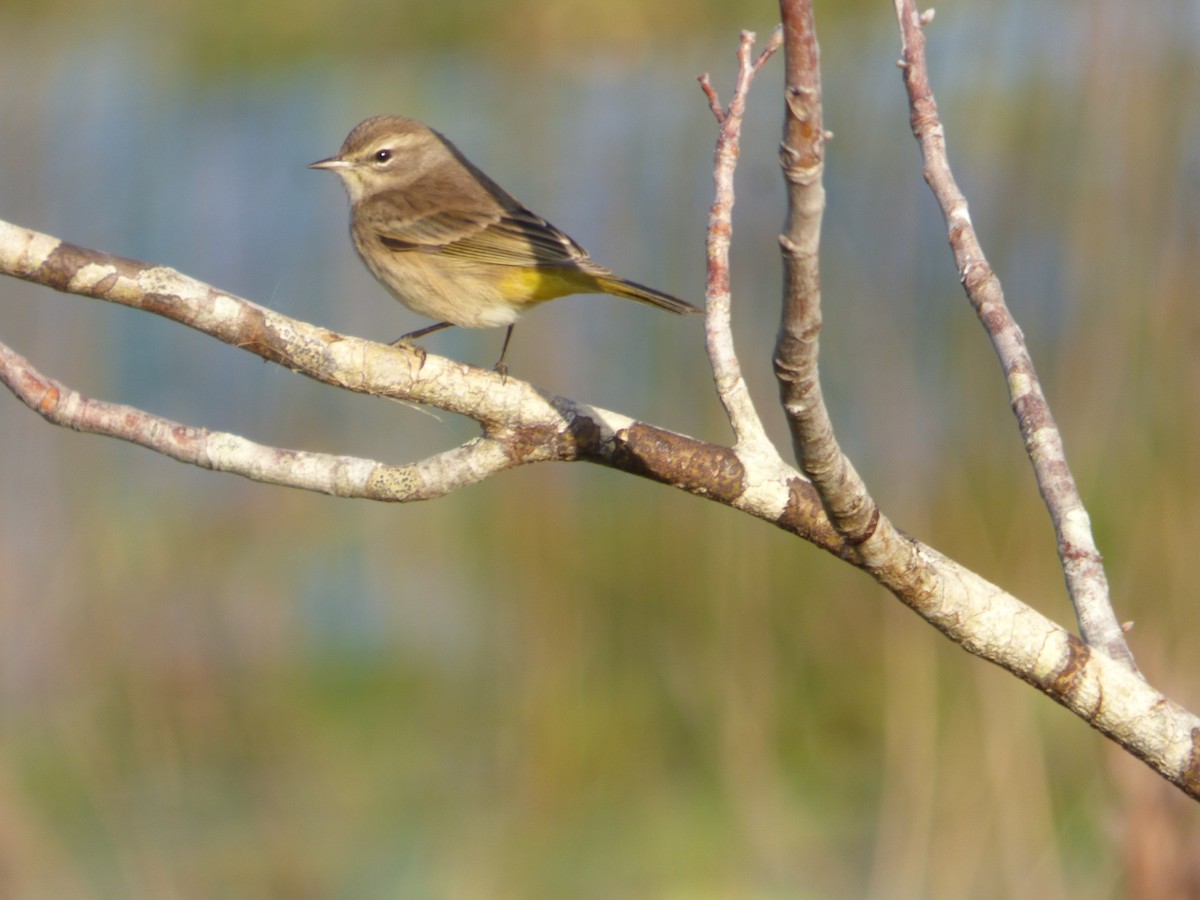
(774, 0), (880, 547)
(893, 0), (1135, 669)
(699, 29), (782, 459)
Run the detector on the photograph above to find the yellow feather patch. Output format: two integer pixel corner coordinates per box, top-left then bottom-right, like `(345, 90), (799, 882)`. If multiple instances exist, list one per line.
(497, 267), (602, 305)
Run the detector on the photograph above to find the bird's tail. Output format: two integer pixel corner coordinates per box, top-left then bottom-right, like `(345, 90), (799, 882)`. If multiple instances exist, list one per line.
(594, 275), (700, 316)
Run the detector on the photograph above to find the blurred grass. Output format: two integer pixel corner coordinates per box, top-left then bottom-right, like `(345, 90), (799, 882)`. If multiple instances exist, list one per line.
(0, 0), (878, 73)
(1, 0), (1200, 897)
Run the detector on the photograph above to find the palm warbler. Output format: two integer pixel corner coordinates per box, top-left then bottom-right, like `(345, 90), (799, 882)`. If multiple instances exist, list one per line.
(310, 115), (698, 370)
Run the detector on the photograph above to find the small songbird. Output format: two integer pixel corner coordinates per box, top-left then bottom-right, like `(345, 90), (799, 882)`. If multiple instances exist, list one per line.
(310, 115), (698, 371)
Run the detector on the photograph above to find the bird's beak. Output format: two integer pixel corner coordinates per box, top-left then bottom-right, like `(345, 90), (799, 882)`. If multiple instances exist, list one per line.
(308, 157), (352, 171)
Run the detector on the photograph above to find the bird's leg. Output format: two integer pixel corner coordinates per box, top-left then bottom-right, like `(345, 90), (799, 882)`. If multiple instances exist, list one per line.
(394, 321), (454, 343)
(390, 321), (453, 369)
(493, 325), (515, 382)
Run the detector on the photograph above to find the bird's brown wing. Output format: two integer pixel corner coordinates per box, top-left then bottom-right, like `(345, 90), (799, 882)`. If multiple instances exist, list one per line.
(360, 192), (594, 271)
(441, 207), (593, 269)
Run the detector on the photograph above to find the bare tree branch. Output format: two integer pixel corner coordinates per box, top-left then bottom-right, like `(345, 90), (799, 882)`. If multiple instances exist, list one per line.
(892, 0), (1134, 669)
(0, 340), (517, 501)
(4, 223), (1198, 800)
(699, 26), (783, 461)
(1, 15), (1196, 799)
(0, 218), (842, 550)
(774, 0), (889, 555)
(772, 0), (921, 607)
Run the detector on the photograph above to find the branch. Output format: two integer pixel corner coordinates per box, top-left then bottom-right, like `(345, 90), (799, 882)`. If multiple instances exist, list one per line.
(892, 0), (1134, 669)
(773, 1), (878, 545)
(0, 341), (516, 501)
(755, 5), (1198, 795)
(2, 22), (1196, 798)
(773, 1), (915, 576)
(698, 26), (782, 461)
(0, 217), (842, 548)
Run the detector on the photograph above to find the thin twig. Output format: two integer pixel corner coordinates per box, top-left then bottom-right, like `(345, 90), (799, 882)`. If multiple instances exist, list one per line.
(892, 0), (1135, 670)
(698, 74), (724, 121)
(698, 26), (783, 459)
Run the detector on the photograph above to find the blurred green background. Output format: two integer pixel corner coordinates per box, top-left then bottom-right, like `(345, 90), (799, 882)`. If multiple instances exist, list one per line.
(2, 0), (1199, 896)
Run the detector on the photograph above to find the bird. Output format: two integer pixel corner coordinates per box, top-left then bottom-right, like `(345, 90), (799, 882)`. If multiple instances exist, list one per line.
(310, 115), (698, 373)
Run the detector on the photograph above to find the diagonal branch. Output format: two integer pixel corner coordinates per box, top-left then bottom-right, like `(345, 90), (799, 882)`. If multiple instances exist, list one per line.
(0, 217), (842, 552)
(892, 0), (1134, 670)
(0, 220), (505, 425)
(0, 340), (517, 501)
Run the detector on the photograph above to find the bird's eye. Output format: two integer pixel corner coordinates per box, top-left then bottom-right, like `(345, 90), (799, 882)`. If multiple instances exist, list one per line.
(374, 149), (392, 163)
